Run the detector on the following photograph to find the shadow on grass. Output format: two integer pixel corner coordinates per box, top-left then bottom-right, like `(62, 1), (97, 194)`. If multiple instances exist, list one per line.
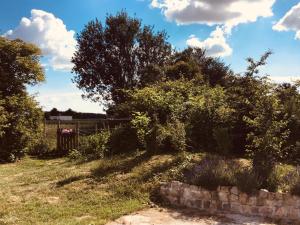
(91, 151), (152, 180)
(29, 149), (68, 160)
(56, 174), (87, 187)
(55, 151), (153, 187)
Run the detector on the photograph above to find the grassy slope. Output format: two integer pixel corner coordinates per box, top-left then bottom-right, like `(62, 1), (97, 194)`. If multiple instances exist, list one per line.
(0, 152), (196, 225)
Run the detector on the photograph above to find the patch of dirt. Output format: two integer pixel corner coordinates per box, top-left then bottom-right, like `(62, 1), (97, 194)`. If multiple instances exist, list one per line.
(107, 208), (277, 225)
(75, 215), (96, 221)
(45, 196), (60, 204)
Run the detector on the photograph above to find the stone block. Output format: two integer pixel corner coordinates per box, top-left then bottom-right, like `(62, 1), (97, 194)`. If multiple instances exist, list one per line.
(231, 203), (241, 213)
(258, 206), (273, 216)
(218, 186), (230, 193)
(274, 207), (288, 218)
(257, 196), (266, 206)
(239, 193), (248, 205)
(202, 190), (211, 200)
(241, 205), (252, 215)
(211, 191), (218, 200)
(218, 191), (229, 202)
(222, 203), (231, 211)
(231, 186), (239, 196)
(283, 194), (297, 206)
(275, 192), (283, 200)
(251, 207), (259, 214)
(287, 208), (300, 220)
(203, 200), (211, 209)
(265, 199), (276, 207)
(268, 192), (276, 200)
(210, 200), (218, 210)
(194, 200), (203, 209)
(230, 193), (239, 202)
(259, 189), (269, 198)
(169, 186), (182, 197)
(166, 195), (180, 205)
(248, 196), (257, 206)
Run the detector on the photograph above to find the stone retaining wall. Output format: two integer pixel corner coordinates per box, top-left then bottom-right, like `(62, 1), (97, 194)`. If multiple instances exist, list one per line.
(160, 181), (300, 221)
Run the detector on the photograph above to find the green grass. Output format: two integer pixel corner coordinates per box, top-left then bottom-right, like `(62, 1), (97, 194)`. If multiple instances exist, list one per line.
(0, 151), (197, 225)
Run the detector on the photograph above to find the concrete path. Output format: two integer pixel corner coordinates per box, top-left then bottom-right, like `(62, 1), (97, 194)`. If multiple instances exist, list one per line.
(107, 208), (277, 225)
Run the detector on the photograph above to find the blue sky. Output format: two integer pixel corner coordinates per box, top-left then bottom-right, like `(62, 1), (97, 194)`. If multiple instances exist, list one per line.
(1, 0), (300, 113)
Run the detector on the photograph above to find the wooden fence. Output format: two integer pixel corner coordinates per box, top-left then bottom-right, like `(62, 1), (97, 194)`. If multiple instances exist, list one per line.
(56, 128), (78, 153)
(45, 118), (130, 153)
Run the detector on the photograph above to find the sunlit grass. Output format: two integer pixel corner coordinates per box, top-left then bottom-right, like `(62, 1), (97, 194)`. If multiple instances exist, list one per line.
(0, 151), (194, 225)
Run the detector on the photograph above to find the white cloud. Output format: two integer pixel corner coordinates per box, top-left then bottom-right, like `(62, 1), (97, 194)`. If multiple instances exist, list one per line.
(186, 26), (232, 57)
(268, 75), (300, 83)
(151, 0), (275, 57)
(151, 0), (275, 30)
(273, 2), (300, 40)
(31, 89), (104, 113)
(4, 9), (76, 71)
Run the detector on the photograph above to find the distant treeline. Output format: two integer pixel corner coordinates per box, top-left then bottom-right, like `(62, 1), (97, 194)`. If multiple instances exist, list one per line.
(44, 108), (106, 120)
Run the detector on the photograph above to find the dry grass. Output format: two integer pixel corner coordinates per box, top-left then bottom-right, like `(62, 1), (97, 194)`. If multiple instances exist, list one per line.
(0, 151), (194, 225)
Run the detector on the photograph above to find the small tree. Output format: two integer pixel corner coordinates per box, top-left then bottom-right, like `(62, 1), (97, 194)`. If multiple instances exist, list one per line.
(242, 51), (289, 189)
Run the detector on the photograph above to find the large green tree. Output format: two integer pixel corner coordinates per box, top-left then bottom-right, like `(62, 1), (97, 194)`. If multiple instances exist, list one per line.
(72, 11), (172, 105)
(0, 37), (44, 162)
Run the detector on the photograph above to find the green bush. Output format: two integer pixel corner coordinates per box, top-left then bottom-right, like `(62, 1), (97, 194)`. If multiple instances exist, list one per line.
(76, 131), (110, 160)
(235, 168), (260, 195)
(0, 95), (44, 162)
(28, 139), (52, 157)
(213, 127), (233, 155)
(68, 149), (84, 161)
(187, 156), (238, 191)
(130, 112), (151, 148)
(146, 119), (186, 153)
(283, 167), (300, 196)
(108, 125), (140, 155)
(291, 180), (300, 196)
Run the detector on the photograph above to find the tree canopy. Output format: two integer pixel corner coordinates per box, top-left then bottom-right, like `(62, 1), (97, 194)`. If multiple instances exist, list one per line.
(72, 11), (172, 105)
(0, 37), (44, 162)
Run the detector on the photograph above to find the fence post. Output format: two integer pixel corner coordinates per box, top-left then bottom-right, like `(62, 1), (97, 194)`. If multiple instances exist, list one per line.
(95, 122), (98, 133)
(76, 122), (79, 150)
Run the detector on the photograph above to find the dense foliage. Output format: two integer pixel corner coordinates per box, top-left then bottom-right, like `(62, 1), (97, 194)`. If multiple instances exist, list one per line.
(0, 37), (44, 162)
(72, 11), (171, 105)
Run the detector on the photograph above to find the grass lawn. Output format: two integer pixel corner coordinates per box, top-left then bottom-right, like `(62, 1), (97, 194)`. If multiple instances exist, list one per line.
(0, 151), (196, 225)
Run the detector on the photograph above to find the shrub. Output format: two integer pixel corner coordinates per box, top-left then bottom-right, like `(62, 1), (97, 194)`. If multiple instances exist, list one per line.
(108, 125), (140, 155)
(185, 87), (233, 152)
(0, 95), (44, 162)
(28, 139), (52, 157)
(186, 155), (238, 191)
(76, 131), (110, 160)
(291, 180), (300, 196)
(130, 112), (151, 148)
(146, 119), (186, 153)
(235, 168), (260, 195)
(283, 166), (300, 196)
(68, 149), (84, 161)
(213, 127), (233, 155)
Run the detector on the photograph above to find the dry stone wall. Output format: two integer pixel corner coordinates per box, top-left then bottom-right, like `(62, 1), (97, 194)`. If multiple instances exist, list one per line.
(160, 181), (300, 221)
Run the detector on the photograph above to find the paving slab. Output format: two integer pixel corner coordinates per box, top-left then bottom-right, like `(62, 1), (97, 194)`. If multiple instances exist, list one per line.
(107, 208), (278, 225)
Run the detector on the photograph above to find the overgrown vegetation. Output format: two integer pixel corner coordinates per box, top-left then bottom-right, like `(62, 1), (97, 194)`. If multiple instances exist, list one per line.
(2, 11), (300, 224)
(70, 11), (300, 194)
(184, 155), (300, 195)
